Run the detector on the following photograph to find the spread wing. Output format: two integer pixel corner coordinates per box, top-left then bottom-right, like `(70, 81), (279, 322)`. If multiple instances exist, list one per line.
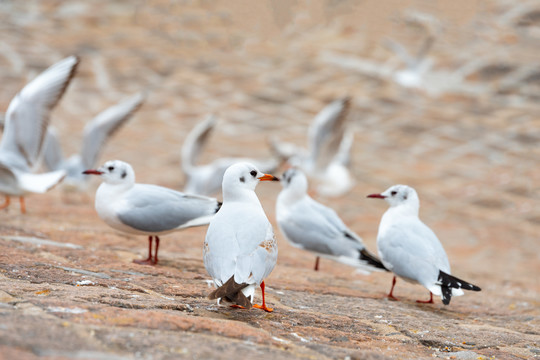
(0, 56), (79, 169)
(81, 92), (145, 169)
(307, 97), (351, 172)
(181, 114), (217, 173)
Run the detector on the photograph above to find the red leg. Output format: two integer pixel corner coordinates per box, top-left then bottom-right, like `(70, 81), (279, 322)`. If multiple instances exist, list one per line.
(19, 197), (26, 214)
(416, 292), (434, 304)
(314, 256), (320, 271)
(0, 196), (10, 210)
(387, 276), (399, 301)
(153, 236), (160, 264)
(133, 236), (155, 265)
(253, 281), (273, 312)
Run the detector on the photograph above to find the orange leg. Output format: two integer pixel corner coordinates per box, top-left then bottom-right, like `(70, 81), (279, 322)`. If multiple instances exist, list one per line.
(253, 281), (273, 312)
(314, 256), (320, 271)
(19, 197), (26, 214)
(416, 292), (434, 304)
(230, 304), (246, 309)
(387, 276), (399, 301)
(0, 196), (10, 210)
(133, 236), (156, 265)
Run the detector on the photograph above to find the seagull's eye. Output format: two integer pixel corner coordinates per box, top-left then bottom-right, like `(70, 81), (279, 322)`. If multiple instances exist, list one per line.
(108, 166), (115, 172)
(391, 191), (397, 196)
(250, 170), (257, 177)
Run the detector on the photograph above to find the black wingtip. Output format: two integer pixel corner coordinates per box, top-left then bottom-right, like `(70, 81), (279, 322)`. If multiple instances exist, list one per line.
(216, 201), (222, 213)
(208, 276), (251, 309)
(438, 270), (481, 305)
(359, 249), (389, 271)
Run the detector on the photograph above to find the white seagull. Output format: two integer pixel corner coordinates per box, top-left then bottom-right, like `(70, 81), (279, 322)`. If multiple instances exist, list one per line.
(204, 162), (279, 312)
(270, 97), (354, 197)
(83, 160), (221, 265)
(367, 185), (481, 305)
(43, 92), (145, 191)
(276, 168), (386, 273)
(181, 115), (281, 196)
(0, 56), (79, 213)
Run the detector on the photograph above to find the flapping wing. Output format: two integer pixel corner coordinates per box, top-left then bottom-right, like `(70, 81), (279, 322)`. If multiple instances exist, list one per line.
(307, 97), (351, 172)
(41, 127), (65, 171)
(0, 56), (79, 169)
(117, 184), (217, 233)
(181, 115), (217, 173)
(80, 92), (145, 169)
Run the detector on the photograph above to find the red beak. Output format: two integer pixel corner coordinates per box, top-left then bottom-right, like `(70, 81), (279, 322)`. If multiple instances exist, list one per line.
(258, 174), (280, 182)
(82, 169), (104, 175)
(367, 193), (386, 199)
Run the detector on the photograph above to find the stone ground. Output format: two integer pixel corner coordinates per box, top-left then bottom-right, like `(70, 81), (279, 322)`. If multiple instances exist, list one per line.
(0, 1), (539, 359)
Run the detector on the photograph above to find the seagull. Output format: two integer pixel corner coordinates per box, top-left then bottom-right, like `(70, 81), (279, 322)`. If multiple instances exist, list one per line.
(276, 168), (386, 273)
(204, 162), (279, 312)
(42, 92), (145, 191)
(367, 185), (481, 305)
(270, 97), (354, 197)
(181, 115), (281, 196)
(83, 160), (221, 265)
(0, 56), (79, 213)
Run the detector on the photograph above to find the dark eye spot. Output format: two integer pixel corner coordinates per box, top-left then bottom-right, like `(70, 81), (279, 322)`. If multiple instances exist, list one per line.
(121, 171), (127, 179)
(250, 170), (257, 177)
(391, 191), (397, 196)
(108, 166), (115, 171)
(239, 176), (245, 183)
(404, 195), (408, 200)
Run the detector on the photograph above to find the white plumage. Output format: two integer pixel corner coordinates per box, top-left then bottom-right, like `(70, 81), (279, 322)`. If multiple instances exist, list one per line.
(368, 184), (481, 305)
(204, 162), (279, 311)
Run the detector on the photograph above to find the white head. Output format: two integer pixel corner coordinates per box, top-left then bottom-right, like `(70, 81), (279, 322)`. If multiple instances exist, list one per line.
(83, 160), (135, 186)
(280, 167), (308, 194)
(221, 162), (279, 200)
(367, 184), (420, 213)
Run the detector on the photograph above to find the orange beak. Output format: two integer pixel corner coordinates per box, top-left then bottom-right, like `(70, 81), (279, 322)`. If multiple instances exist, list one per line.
(258, 174), (280, 182)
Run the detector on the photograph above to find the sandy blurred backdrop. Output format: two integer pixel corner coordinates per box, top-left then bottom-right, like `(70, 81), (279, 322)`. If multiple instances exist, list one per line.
(0, 1), (539, 359)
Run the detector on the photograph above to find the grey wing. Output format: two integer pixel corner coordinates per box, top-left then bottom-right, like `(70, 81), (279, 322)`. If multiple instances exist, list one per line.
(118, 185), (218, 233)
(80, 92), (145, 169)
(333, 130), (354, 167)
(378, 221), (449, 284)
(307, 97), (351, 171)
(41, 127), (65, 171)
(181, 114), (217, 173)
(0, 56), (79, 169)
(280, 199), (363, 256)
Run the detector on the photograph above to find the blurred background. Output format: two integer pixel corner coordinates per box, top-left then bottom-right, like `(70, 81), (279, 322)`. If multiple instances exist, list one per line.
(0, 0), (538, 294)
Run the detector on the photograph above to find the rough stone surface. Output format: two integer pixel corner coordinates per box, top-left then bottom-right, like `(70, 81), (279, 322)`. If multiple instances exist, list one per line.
(0, 1), (539, 359)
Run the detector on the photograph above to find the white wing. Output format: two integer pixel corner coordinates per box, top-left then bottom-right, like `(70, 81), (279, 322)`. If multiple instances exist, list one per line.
(307, 97), (351, 172)
(80, 92), (145, 169)
(0, 56), (79, 170)
(181, 114), (217, 173)
(41, 127), (65, 171)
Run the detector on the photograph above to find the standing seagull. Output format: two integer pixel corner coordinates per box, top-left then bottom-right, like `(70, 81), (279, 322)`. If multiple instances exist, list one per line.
(83, 160), (221, 265)
(276, 168), (386, 273)
(204, 162), (279, 312)
(367, 185), (481, 305)
(43, 92), (145, 191)
(0, 56), (79, 213)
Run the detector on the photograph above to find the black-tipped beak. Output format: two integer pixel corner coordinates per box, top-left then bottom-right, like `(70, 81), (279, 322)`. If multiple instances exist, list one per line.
(82, 169), (104, 175)
(258, 174), (280, 182)
(367, 193), (385, 199)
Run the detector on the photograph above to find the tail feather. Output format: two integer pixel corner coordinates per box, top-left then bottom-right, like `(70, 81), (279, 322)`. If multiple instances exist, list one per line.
(208, 276), (252, 309)
(438, 270), (481, 305)
(359, 249), (389, 271)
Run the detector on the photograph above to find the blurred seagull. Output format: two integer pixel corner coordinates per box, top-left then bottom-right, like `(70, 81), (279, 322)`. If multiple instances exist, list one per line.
(368, 185), (481, 305)
(43, 92), (145, 191)
(204, 162), (279, 312)
(276, 168), (386, 273)
(181, 115), (281, 196)
(270, 97), (354, 197)
(83, 160), (221, 265)
(0, 56), (79, 213)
